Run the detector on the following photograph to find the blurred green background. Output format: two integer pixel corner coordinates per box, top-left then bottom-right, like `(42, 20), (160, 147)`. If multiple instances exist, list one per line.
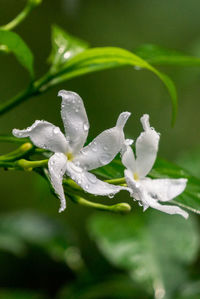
(0, 0), (200, 298)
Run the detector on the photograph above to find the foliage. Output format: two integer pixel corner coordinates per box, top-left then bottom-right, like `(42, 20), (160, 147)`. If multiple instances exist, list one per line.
(88, 211), (199, 298)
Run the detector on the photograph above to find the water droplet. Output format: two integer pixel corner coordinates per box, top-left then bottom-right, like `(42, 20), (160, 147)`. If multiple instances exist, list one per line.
(91, 146), (97, 152)
(103, 146), (108, 151)
(75, 108), (79, 113)
(27, 127), (31, 132)
(74, 161), (80, 167)
(85, 184), (89, 190)
(99, 153), (111, 165)
(78, 179), (82, 184)
(125, 139), (133, 146)
(87, 173), (97, 184)
(70, 162), (83, 173)
(108, 194), (114, 199)
(83, 123), (89, 131)
(53, 127), (60, 134)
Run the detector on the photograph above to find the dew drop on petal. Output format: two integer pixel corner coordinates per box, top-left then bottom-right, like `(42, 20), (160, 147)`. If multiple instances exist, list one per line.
(108, 194), (114, 199)
(83, 123), (89, 131)
(125, 139), (134, 146)
(99, 153), (111, 165)
(85, 184), (89, 190)
(87, 173), (97, 184)
(53, 127), (60, 134)
(78, 179), (82, 184)
(103, 146), (108, 151)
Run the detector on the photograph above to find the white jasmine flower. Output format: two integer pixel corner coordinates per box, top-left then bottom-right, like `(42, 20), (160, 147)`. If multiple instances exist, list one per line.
(13, 90), (131, 212)
(121, 114), (188, 219)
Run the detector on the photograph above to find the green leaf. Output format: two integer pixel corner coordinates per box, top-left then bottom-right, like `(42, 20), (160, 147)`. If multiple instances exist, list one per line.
(58, 275), (148, 299)
(88, 211), (199, 298)
(135, 44), (200, 66)
(0, 211), (72, 259)
(49, 25), (89, 73)
(92, 154), (200, 214)
(176, 146), (200, 178)
(0, 30), (34, 77)
(48, 46), (177, 125)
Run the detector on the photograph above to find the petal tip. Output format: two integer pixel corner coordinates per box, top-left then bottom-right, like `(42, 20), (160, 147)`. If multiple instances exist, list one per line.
(58, 202), (66, 213)
(12, 128), (21, 137)
(58, 89), (78, 99)
(116, 111), (131, 128)
(140, 114), (150, 131)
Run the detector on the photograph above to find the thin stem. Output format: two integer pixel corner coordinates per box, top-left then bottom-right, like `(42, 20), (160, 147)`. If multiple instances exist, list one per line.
(0, 142), (33, 161)
(17, 158), (48, 170)
(0, 73), (52, 116)
(68, 194), (131, 214)
(0, 135), (29, 144)
(0, 1), (41, 31)
(0, 86), (35, 116)
(0, 161), (15, 168)
(105, 177), (126, 185)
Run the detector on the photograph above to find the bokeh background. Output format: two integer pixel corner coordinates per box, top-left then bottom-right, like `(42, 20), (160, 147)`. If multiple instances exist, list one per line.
(0, 1), (200, 298)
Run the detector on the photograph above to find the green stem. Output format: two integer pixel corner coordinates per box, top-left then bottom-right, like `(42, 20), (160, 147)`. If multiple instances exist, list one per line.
(0, 161), (15, 168)
(0, 135), (29, 144)
(0, 1), (41, 31)
(0, 72), (53, 116)
(105, 177), (126, 185)
(0, 142), (33, 161)
(68, 194), (131, 214)
(17, 158), (48, 170)
(0, 86), (36, 116)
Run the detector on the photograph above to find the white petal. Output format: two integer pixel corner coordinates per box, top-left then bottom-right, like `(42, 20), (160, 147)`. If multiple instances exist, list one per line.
(148, 200), (189, 219)
(135, 114), (160, 178)
(48, 153), (68, 212)
(121, 145), (136, 173)
(58, 90), (89, 154)
(13, 120), (68, 153)
(66, 161), (128, 196)
(124, 170), (188, 218)
(74, 112), (131, 171)
(141, 178), (188, 202)
(124, 169), (144, 201)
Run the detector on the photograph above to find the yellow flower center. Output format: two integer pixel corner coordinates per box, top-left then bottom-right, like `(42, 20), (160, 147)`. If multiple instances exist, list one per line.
(66, 152), (74, 161)
(133, 172), (139, 181)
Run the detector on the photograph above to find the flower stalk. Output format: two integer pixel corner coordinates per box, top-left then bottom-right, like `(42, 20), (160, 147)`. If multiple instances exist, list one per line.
(68, 194), (131, 214)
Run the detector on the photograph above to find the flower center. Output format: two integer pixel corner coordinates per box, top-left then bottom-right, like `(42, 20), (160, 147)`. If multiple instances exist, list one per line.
(66, 152), (74, 161)
(133, 172), (139, 181)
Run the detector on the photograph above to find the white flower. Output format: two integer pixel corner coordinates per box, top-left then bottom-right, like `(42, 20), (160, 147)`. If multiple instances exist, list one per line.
(121, 114), (188, 219)
(13, 90), (131, 212)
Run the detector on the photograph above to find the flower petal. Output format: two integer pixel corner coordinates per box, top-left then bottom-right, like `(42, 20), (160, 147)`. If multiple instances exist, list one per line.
(66, 161), (128, 196)
(48, 153), (68, 212)
(147, 200), (189, 219)
(141, 178), (188, 202)
(13, 120), (68, 153)
(58, 90), (89, 154)
(74, 112), (131, 170)
(124, 170), (188, 218)
(121, 144), (136, 173)
(135, 114), (160, 178)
